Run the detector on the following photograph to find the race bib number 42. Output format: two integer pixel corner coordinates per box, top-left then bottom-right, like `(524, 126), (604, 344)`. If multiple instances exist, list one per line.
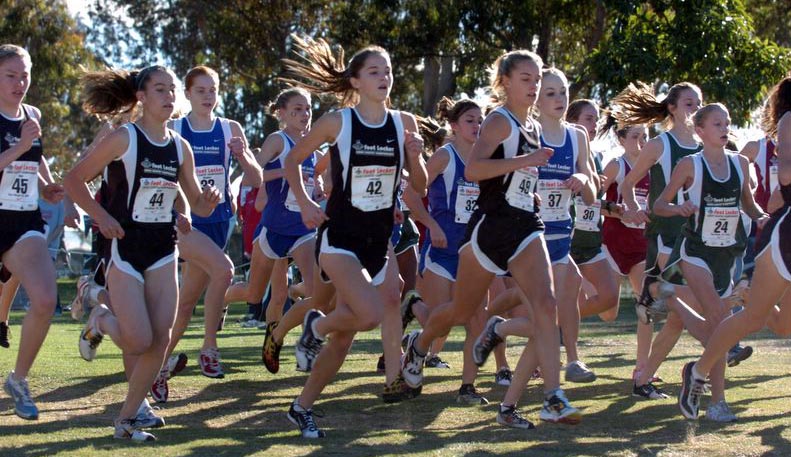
(701, 206), (739, 247)
(351, 165), (396, 212)
(132, 178), (179, 223)
(0, 160), (39, 211)
(196, 165), (226, 203)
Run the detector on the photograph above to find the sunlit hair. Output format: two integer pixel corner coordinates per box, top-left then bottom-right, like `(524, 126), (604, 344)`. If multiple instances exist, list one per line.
(762, 76), (791, 138)
(612, 81), (702, 129)
(488, 49), (543, 102)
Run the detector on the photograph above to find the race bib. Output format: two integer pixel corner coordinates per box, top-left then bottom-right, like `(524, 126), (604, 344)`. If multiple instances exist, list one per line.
(574, 197), (600, 232)
(624, 194), (648, 229)
(351, 165), (396, 212)
(285, 175), (315, 212)
(397, 178), (410, 211)
(0, 161), (39, 211)
(196, 165), (226, 203)
(132, 177), (179, 223)
(701, 206), (740, 247)
(505, 167), (539, 212)
(537, 179), (572, 222)
(454, 182), (479, 224)
(770, 164), (779, 193)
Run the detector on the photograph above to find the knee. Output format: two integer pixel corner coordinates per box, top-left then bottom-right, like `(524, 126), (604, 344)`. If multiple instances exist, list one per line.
(124, 334), (153, 356)
(358, 308), (383, 331)
(26, 290), (57, 318)
(601, 283), (620, 309)
(598, 307), (619, 322)
(213, 257), (234, 285)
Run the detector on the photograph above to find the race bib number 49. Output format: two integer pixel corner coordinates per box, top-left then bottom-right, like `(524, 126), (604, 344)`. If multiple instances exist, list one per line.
(196, 165), (226, 203)
(351, 165), (396, 212)
(505, 167), (539, 212)
(0, 160), (38, 211)
(132, 178), (179, 223)
(701, 206), (739, 247)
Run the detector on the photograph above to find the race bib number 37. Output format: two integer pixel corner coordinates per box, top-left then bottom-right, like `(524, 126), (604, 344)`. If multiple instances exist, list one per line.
(351, 165), (397, 212)
(537, 179), (572, 222)
(0, 160), (38, 211)
(132, 178), (179, 223)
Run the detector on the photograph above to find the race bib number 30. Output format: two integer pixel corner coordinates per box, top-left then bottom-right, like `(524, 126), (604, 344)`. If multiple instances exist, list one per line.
(351, 165), (396, 212)
(454, 183), (479, 224)
(537, 180), (572, 222)
(574, 197), (600, 232)
(701, 206), (739, 247)
(196, 165), (226, 203)
(0, 161), (38, 211)
(505, 167), (539, 212)
(132, 178), (179, 223)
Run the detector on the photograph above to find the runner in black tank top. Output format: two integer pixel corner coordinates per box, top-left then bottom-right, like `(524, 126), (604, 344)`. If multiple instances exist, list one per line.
(678, 83), (791, 422)
(0, 45), (62, 421)
(65, 65), (219, 441)
(401, 50), (581, 429)
(279, 38), (427, 438)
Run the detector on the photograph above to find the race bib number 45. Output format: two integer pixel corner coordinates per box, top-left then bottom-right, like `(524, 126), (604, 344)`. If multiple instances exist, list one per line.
(196, 165), (226, 203)
(0, 160), (38, 211)
(133, 178), (179, 223)
(701, 206), (739, 247)
(351, 165), (396, 212)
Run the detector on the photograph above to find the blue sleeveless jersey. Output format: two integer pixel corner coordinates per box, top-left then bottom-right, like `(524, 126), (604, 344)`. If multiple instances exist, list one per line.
(259, 131), (314, 236)
(538, 125), (578, 237)
(427, 143), (477, 253)
(173, 116), (233, 223)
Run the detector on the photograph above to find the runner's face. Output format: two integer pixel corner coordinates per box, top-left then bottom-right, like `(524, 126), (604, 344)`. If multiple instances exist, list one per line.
(351, 53), (392, 103)
(573, 105), (598, 140)
(0, 56), (30, 109)
(669, 89), (702, 126)
(138, 71), (177, 121)
(451, 107), (483, 144)
(537, 72), (568, 121)
(186, 74), (218, 115)
(502, 59), (540, 110)
(696, 108), (730, 148)
(280, 94), (311, 132)
(620, 126), (648, 154)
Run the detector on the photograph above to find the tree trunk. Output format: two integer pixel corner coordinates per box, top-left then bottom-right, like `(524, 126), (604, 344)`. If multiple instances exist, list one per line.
(423, 56), (439, 116)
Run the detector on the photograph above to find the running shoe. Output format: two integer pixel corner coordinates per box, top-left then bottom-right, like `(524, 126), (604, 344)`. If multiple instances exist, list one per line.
(4, 372), (38, 420)
(678, 361), (706, 420)
(400, 330), (425, 388)
(706, 400), (737, 422)
(539, 389), (581, 424)
(287, 401), (325, 439)
(424, 354), (450, 369)
(376, 354), (386, 373)
(382, 375), (422, 403)
(240, 319), (262, 329)
(199, 347), (225, 378)
(473, 315), (505, 366)
(497, 404), (535, 429)
(70, 275), (92, 321)
(565, 360), (597, 383)
(262, 321), (283, 374)
(635, 276), (660, 324)
(0, 321), (9, 349)
(727, 344), (753, 367)
(495, 367), (513, 386)
(166, 353), (188, 379)
(633, 382), (670, 400)
(79, 304), (108, 361)
(114, 418), (156, 441)
(135, 399), (165, 428)
(150, 369), (169, 403)
(456, 384), (489, 405)
(295, 310), (325, 373)
(400, 290), (421, 331)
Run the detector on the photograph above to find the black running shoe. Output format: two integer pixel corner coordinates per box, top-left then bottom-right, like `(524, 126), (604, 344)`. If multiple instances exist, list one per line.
(635, 276), (658, 324)
(400, 290), (421, 331)
(633, 382), (670, 400)
(473, 316), (505, 366)
(727, 344), (753, 367)
(287, 401), (325, 439)
(295, 310), (325, 372)
(678, 361), (706, 420)
(497, 404), (535, 429)
(456, 384), (489, 405)
(0, 321), (9, 349)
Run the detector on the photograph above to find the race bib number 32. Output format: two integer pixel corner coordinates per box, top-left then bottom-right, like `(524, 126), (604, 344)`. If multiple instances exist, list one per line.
(454, 183), (479, 224)
(0, 160), (38, 211)
(132, 178), (179, 223)
(351, 165), (397, 212)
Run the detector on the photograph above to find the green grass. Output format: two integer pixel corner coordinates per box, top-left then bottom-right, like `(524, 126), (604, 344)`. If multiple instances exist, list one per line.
(2, 279), (791, 456)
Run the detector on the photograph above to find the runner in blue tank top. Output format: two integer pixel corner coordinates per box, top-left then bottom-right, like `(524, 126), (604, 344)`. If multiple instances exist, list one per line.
(159, 66), (262, 400)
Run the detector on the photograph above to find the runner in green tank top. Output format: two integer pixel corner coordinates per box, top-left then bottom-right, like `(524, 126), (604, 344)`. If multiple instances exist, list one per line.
(653, 104), (768, 422)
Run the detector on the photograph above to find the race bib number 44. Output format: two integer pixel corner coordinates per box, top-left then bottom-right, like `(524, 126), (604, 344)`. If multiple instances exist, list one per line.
(351, 165), (396, 212)
(0, 160), (38, 211)
(505, 167), (539, 212)
(196, 165), (226, 203)
(701, 206), (740, 247)
(133, 178), (179, 223)
(537, 179), (572, 222)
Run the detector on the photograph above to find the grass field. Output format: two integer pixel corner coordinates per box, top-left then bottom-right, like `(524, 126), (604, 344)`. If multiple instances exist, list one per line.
(1, 279), (791, 456)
